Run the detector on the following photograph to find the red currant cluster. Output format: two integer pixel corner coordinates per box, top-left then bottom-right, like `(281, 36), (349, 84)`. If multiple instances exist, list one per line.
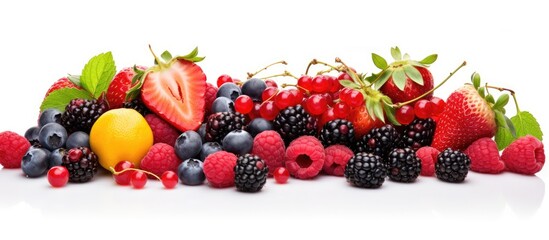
(111, 161), (178, 189)
(395, 97), (446, 125)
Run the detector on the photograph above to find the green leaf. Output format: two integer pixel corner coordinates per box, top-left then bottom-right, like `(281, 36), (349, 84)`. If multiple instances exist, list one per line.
(403, 65), (423, 85)
(391, 47), (402, 61)
(471, 72), (481, 89)
(161, 50), (173, 62)
(419, 54), (438, 65)
(494, 111), (543, 150)
(477, 87), (486, 98)
(371, 53), (388, 69)
(392, 68), (407, 91)
(403, 53), (410, 60)
(366, 98), (376, 121)
(67, 74), (81, 87)
(339, 80), (360, 89)
(179, 47), (199, 60)
(495, 125), (514, 150)
(382, 102), (400, 126)
(485, 94), (495, 104)
(373, 103), (385, 123)
(373, 70), (392, 90)
(493, 94), (509, 110)
(505, 115), (516, 137)
(80, 52), (116, 98)
(494, 110), (507, 128)
(40, 88), (93, 112)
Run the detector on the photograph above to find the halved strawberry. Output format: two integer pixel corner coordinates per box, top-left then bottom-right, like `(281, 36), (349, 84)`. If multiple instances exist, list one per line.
(140, 48), (207, 132)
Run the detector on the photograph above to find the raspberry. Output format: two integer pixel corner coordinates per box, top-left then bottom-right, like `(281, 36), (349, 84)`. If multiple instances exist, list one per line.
(464, 138), (505, 174)
(140, 143), (181, 178)
(145, 114), (181, 146)
(285, 136), (325, 179)
(416, 146), (439, 176)
(204, 82), (218, 116)
(0, 131), (31, 168)
(251, 130), (286, 176)
(501, 135), (545, 175)
(323, 145), (354, 176)
(203, 151), (238, 188)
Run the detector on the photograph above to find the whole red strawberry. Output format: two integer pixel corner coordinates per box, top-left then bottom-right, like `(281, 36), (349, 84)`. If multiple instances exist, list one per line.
(107, 66), (146, 109)
(44, 77), (80, 98)
(432, 85), (497, 151)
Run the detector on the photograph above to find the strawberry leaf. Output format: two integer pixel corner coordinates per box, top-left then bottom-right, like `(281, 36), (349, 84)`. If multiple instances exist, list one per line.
(339, 80), (360, 89)
(161, 50), (173, 62)
(40, 88), (93, 112)
(373, 70), (392, 90)
(177, 47), (205, 62)
(403, 65), (423, 85)
(485, 94), (495, 104)
(391, 47), (402, 61)
(366, 98), (376, 121)
(382, 98), (400, 126)
(80, 52), (116, 99)
(471, 72), (481, 89)
(493, 94), (509, 110)
(372, 53), (388, 70)
(392, 68), (407, 91)
(495, 111), (543, 150)
(419, 54), (438, 65)
(373, 102), (385, 123)
(477, 87), (486, 98)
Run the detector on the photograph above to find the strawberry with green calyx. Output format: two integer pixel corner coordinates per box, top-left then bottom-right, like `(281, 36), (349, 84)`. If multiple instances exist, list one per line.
(127, 45), (207, 132)
(370, 47), (437, 104)
(106, 66), (147, 109)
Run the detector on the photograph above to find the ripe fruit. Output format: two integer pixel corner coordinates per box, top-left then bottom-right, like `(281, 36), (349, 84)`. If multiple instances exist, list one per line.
(306, 94), (328, 116)
(61, 98), (108, 134)
(62, 147), (99, 183)
(234, 154), (268, 192)
(251, 130), (286, 175)
(399, 118), (436, 150)
(435, 148), (471, 183)
(323, 145), (354, 176)
(355, 124), (400, 159)
(0, 131), (31, 169)
(141, 50), (207, 132)
(501, 135), (545, 175)
(273, 167), (290, 184)
(66, 131), (90, 149)
(431, 85), (497, 151)
(259, 101), (279, 121)
(211, 97), (235, 114)
(203, 151), (238, 188)
(140, 143), (181, 178)
(90, 108), (153, 169)
(265, 79), (277, 88)
(285, 136), (325, 179)
(216, 83), (242, 101)
(297, 75), (313, 92)
(347, 89), (364, 107)
(38, 123), (68, 151)
(204, 82), (218, 116)
(333, 102), (350, 119)
(24, 127), (40, 146)
(241, 78), (267, 102)
(161, 171), (178, 189)
(345, 152), (387, 188)
(464, 138), (505, 174)
(174, 131), (203, 161)
(49, 149), (66, 168)
(273, 105), (317, 145)
(430, 97), (446, 115)
(44, 77), (79, 98)
(39, 108), (62, 127)
(262, 87), (278, 102)
(113, 161), (135, 186)
(415, 146), (440, 176)
(414, 99), (434, 119)
(21, 148), (50, 178)
(130, 171), (147, 189)
(311, 75), (331, 93)
(319, 119), (355, 147)
(122, 98), (150, 116)
(246, 118), (274, 137)
(386, 148), (421, 182)
(349, 105), (382, 138)
(395, 105), (415, 125)
(222, 130), (253, 155)
(145, 114), (181, 146)
(235, 95), (254, 114)
(107, 67), (144, 109)
(205, 112), (247, 142)
(217, 74), (233, 87)
(47, 166), (69, 188)
(274, 90), (293, 110)
(199, 142), (222, 161)
(178, 159), (205, 186)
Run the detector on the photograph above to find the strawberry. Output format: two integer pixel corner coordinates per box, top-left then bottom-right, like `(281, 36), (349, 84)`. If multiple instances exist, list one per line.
(349, 104), (383, 139)
(371, 47), (437, 104)
(139, 47), (207, 132)
(106, 66), (146, 109)
(44, 77), (80, 98)
(431, 84), (497, 151)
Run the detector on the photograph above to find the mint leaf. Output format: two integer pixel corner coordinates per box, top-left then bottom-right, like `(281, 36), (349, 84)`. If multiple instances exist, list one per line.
(80, 52), (116, 98)
(495, 111), (543, 150)
(372, 53), (388, 69)
(67, 74), (81, 87)
(40, 88), (93, 112)
(495, 125), (514, 150)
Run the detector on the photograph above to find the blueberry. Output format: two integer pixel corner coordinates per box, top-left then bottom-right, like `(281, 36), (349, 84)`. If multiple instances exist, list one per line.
(174, 131), (203, 161)
(216, 83), (241, 101)
(39, 109), (62, 127)
(38, 123), (68, 151)
(177, 159), (205, 186)
(222, 130), (253, 155)
(21, 148), (50, 178)
(199, 142), (223, 161)
(241, 78), (267, 102)
(246, 118), (274, 137)
(211, 97), (235, 114)
(197, 123), (207, 143)
(24, 126), (40, 144)
(66, 131), (90, 149)
(49, 148), (66, 168)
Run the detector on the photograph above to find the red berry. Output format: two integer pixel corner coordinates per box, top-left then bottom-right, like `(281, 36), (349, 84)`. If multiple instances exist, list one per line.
(311, 75), (332, 93)
(327, 76), (341, 93)
(320, 93), (334, 106)
(339, 88), (352, 104)
(337, 72), (352, 81)
(235, 95), (254, 114)
(260, 101), (280, 120)
(414, 99), (434, 119)
(233, 78), (242, 85)
(265, 79), (278, 88)
(274, 90), (293, 110)
(161, 171), (178, 189)
(333, 102), (350, 119)
(217, 74), (233, 87)
(430, 97), (446, 115)
(306, 94), (328, 116)
(396, 105), (415, 125)
(347, 89), (364, 107)
(289, 89), (303, 106)
(248, 102), (262, 120)
(113, 161), (135, 186)
(47, 166), (69, 188)
(262, 87), (278, 102)
(318, 107), (337, 128)
(273, 167), (290, 184)
(297, 75), (313, 92)
(130, 171), (147, 189)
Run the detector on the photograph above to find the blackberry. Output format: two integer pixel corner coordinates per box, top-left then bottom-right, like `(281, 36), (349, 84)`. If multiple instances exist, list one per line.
(234, 154), (268, 192)
(61, 147), (99, 183)
(122, 98), (150, 116)
(205, 112), (247, 143)
(386, 148), (421, 182)
(61, 99), (108, 133)
(344, 152), (387, 188)
(273, 105), (317, 145)
(399, 118), (435, 150)
(435, 148), (471, 183)
(319, 119), (355, 147)
(354, 124), (400, 160)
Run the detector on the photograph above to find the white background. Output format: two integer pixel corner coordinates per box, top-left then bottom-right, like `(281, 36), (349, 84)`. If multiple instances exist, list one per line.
(1, 0), (548, 239)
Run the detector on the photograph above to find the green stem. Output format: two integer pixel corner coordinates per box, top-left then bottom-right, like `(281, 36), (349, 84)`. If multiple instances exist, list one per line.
(305, 59), (340, 76)
(335, 57), (366, 88)
(260, 70), (298, 80)
(148, 45), (168, 69)
(485, 85), (520, 112)
(109, 166), (161, 181)
(282, 83), (310, 94)
(247, 60), (287, 79)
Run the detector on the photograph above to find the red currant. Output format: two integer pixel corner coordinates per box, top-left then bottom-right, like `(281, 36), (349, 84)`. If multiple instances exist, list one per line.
(260, 101), (280, 120)
(414, 99), (435, 119)
(430, 97), (446, 115)
(161, 171), (178, 189)
(396, 105), (415, 125)
(318, 107), (336, 128)
(248, 102), (262, 120)
(262, 87), (278, 102)
(265, 79), (278, 88)
(217, 74), (233, 87)
(130, 171), (147, 189)
(232, 78), (242, 86)
(113, 161), (135, 186)
(306, 94), (328, 116)
(347, 89), (364, 107)
(311, 75), (332, 93)
(297, 75), (313, 92)
(333, 102), (350, 119)
(321, 93), (334, 106)
(289, 89), (303, 106)
(274, 90), (293, 110)
(327, 76), (341, 93)
(337, 72), (352, 81)
(273, 167), (290, 184)
(235, 95), (254, 114)
(339, 88), (352, 103)
(47, 166), (69, 188)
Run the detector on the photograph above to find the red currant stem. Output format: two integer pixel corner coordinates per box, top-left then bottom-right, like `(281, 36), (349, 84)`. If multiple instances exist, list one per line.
(304, 59), (340, 76)
(281, 83), (310, 94)
(484, 85), (520, 112)
(260, 71), (298, 80)
(247, 60), (288, 79)
(316, 65), (344, 75)
(109, 167), (161, 181)
(148, 44), (168, 69)
(393, 61), (467, 108)
(264, 89), (280, 102)
(335, 57), (366, 87)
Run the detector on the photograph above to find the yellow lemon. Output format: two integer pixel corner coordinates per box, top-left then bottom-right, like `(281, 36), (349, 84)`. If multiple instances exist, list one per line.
(90, 108), (153, 170)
